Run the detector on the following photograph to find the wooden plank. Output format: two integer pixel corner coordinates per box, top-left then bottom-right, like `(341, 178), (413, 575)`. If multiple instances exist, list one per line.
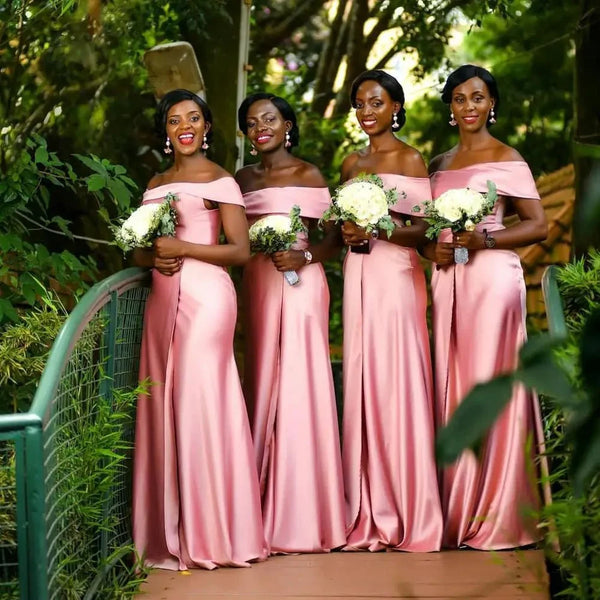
(136, 550), (548, 599)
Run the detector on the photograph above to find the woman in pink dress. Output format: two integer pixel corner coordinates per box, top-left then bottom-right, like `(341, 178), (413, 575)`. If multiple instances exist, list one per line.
(235, 93), (346, 554)
(426, 65), (548, 550)
(340, 70), (442, 552)
(132, 89), (266, 570)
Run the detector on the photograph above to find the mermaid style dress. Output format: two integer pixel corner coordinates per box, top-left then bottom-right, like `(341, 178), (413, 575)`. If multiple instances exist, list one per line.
(342, 174), (443, 552)
(242, 186), (346, 554)
(430, 161), (546, 549)
(133, 179), (266, 570)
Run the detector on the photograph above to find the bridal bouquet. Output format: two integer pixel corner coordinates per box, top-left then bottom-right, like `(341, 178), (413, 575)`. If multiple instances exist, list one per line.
(113, 192), (178, 253)
(416, 180), (497, 264)
(249, 205), (307, 286)
(320, 174), (398, 253)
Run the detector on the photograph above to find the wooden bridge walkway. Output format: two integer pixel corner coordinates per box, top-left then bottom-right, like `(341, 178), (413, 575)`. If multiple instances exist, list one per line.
(136, 549), (549, 599)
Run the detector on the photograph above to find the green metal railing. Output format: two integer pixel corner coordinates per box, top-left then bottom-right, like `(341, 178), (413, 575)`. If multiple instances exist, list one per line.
(541, 265), (568, 339)
(0, 268), (151, 600)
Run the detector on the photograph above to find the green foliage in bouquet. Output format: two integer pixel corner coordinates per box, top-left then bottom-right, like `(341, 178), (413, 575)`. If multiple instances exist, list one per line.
(320, 173), (398, 238)
(249, 205), (307, 254)
(112, 193), (178, 253)
(418, 180), (498, 240)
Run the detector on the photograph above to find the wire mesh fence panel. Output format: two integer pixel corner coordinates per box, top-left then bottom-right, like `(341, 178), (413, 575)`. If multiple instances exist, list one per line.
(0, 439), (18, 600)
(43, 283), (150, 600)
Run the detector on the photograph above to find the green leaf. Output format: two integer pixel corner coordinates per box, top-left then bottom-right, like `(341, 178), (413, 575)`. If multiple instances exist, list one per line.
(74, 154), (109, 177)
(34, 146), (49, 165)
(0, 298), (19, 323)
(106, 178), (133, 210)
(515, 358), (575, 402)
(87, 173), (107, 192)
(436, 374), (514, 465)
(518, 333), (565, 366)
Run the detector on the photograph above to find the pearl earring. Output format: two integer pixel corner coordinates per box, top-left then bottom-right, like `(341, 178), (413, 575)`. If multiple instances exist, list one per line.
(392, 112), (399, 130)
(489, 108), (496, 124)
(284, 131), (291, 148)
(449, 112), (457, 126)
(164, 138), (172, 154)
(202, 133), (209, 150)
(250, 144), (258, 156)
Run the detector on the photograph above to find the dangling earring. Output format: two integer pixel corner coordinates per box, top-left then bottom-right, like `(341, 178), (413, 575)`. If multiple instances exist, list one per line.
(202, 133), (209, 150)
(449, 112), (457, 126)
(489, 107), (496, 124)
(284, 131), (291, 148)
(164, 138), (172, 154)
(392, 112), (399, 130)
(249, 144), (258, 156)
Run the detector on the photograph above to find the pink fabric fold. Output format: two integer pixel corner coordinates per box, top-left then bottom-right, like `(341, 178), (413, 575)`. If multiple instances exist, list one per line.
(379, 173), (432, 216)
(133, 181), (266, 570)
(430, 161), (546, 550)
(243, 186), (331, 220)
(142, 177), (246, 206)
(242, 187), (346, 554)
(342, 173), (443, 552)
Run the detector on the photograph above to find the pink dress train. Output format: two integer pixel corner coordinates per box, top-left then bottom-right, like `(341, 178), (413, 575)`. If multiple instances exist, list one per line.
(243, 187), (346, 554)
(133, 179), (266, 570)
(342, 174), (443, 552)
(431, 161), (547, 550)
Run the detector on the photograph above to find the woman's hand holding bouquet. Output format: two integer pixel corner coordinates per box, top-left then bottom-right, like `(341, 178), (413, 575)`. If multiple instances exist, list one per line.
(417, 180), (497, 264)
(320, 174), (398, 254)
(248, 205), (308, 286)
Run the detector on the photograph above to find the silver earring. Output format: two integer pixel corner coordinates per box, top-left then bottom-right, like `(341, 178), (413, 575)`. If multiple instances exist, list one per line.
(250, 144), (258, 156)
(164, 138), (172, 154)
(489, 108), (496, 124)
(449, 112), (457, 126)
(202, 133), (209, 150)
(284, 131), (291, 148)
(392, 112), (399, 130)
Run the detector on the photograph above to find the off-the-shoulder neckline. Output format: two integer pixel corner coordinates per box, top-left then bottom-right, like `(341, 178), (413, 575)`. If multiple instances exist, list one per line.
(432, 160), (528, 174)
(243, 185), (329, 195)
(145, 176), (233, 192)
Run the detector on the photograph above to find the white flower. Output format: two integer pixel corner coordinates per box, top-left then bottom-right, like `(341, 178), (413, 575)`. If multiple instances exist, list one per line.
(121, 203), (163, 240)
(337, 181), (389, 227)
(464, 219), (476, 231)
(249, 214), (292, 239)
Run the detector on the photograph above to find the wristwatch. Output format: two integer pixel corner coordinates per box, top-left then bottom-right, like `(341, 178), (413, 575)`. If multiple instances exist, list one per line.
(371, 228), (380, 240)
(303, 249), (313, 265)
(483, 229), (496, 249)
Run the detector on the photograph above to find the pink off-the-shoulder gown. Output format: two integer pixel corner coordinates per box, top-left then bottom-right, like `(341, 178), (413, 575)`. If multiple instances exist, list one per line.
(242, 187), (346, 554)
(132, 179), (266, 570)
(342, 174), (443, 552)
(431, 161), (548, 550)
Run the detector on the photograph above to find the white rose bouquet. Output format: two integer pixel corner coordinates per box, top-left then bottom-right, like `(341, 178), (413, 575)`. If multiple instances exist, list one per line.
(320, 174), (399, 253)
(416, 180), (497, 264)
(113, 192), (178, 253)
(248, 205), (308, 285)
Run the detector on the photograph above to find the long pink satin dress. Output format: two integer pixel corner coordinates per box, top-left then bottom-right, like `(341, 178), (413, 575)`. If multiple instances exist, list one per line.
(342, 174), (443, 552)
(431, 161), (546, 550)
(133, 179), (266, 570)
(242, 186), (346, 554)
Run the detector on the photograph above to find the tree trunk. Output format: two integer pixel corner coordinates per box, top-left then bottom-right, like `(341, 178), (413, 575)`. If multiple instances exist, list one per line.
(573, 0), (600, 253)
(185, 0), (242, 173)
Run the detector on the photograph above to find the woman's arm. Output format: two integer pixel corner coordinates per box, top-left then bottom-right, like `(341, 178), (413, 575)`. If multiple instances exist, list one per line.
(453, 197), (547, 251)
(131, 247), (181, 276)
(154, 203), (250, 267)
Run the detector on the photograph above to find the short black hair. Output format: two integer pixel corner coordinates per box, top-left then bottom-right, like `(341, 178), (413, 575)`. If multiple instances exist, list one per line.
(441, 65), (500, 127)
(237, 92), (299, 151)
(155, 89), (214, 144)
(350, 69), (407, 131)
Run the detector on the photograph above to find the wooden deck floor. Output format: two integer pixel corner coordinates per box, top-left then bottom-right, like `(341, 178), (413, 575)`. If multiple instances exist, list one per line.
(136, 549), (549, 599)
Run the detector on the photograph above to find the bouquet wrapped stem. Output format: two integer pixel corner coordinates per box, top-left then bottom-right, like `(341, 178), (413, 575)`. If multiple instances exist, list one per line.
(320, 174), (399, 255)
(416, 180), (497, 264)
(113, 192), (178, 253)
(248, 205), (307, 286)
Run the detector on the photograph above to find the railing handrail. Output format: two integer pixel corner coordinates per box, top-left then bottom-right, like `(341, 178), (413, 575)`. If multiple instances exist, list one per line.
(0, 412), (42, 433)
(541, 264), (568, 339)
(29, 267), (151, 423)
